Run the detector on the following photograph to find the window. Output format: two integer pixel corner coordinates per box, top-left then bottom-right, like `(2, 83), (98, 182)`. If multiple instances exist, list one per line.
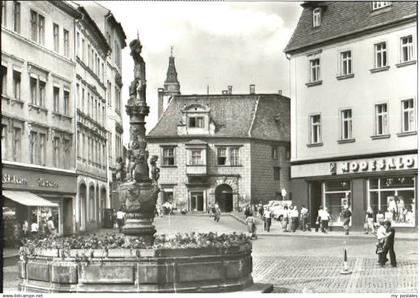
(188, 116), (204, 128)
(39, 81), (45, 107)
(13, 71), (21, 100)
(340, 51), (352, 75)
(217, 147), (227, 165)
(13, 1), (20, 33)
(53, 137), (60, 167)
(76, 32), (80, 57)
(374, 42), (387, 68)
(82, 38), (85, 61)
(53, 86), (59, 112)
(309, 58), (320, 82)
(310, 114), (321, 144)
(191, 150), (202, 165)
(372, 2), (391, 10)
(87, 44), (91, 67)
(13, 127), (21, 162)
(1, 65), (7, 95)
(324, 180), (351, 226)
(77, 131), (80, 158)
(341, 109), (353, 140)
(31, 11), (44, 44)
(82, 132), (86, 160)
(401, 99), (415, 132)
(2, 1), (6, 27)
(107, 81), (111, 106)
(29, 131), (37, 164)
(63, 29), (69, 57)
(1, 125), (7, 159)
(401, 36), (414, 63)
(312, 8), (321, 27)
(63, 90), (69, 115)
(273, 167), (281, 181)
(53, 24), (59, 52)
(272, 146), (278, 160)
(30, 77), (37, 104)
(39, 133), (46, 166)
(162, 147), (175, 166)
(375, 104), (388, 135)
(115, 87), (121, 113)
(64, 139), (70, 169)
(230, 147), (240, 166)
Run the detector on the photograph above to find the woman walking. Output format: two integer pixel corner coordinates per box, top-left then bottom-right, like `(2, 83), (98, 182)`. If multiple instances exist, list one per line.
(365, 206), (375, 234)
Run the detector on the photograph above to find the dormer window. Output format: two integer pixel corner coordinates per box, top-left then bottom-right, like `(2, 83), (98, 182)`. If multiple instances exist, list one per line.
(312, 8), (321, 27)
(372, 2), (391, 10)
(189, 116), (204, 128)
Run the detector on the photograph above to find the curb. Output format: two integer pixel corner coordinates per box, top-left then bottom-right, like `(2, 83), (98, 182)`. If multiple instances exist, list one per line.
(255, 231), (417, 241)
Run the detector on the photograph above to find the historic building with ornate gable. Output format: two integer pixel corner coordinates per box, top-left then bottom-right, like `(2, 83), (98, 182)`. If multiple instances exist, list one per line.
(148, 58), (291, 212)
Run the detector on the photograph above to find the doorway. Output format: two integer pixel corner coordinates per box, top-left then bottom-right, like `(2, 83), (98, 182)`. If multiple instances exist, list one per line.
(190, 192), (204, 212)
(215, 184), (233, 212)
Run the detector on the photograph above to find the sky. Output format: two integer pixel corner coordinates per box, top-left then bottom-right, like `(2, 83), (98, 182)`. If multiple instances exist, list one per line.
(100, 1), (303, 144)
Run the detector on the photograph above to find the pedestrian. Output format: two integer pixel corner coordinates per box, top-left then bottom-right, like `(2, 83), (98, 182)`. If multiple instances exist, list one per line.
(282, 206), (289, 232)
(381, 220), (397, 267)
(315, 206), (322, 232)
(365, 206), (375, 234)
(263, 207), (272, 232)
(47, 216), (56, 236)
(376, 221), (388, 264)
(258, 203), (264, 219)
(341, 206), (352, 235)
(286, 206), (293, 232)
(13, 222), (22, 248)
(244, 205), (252, 218)
(300, 205), (309, 231)
(320, 207), (330, 233)
(22, 220), (29, 238)
(291, 206), (299, 232)
(116, 207), (125, 233)
(246, 214), (257, 239)
(214, 203), (221, 222)
(30, 220), (39, 238)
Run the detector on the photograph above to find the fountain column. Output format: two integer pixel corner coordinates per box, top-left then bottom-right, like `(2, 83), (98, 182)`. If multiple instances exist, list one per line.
(117, 37), (159, 246)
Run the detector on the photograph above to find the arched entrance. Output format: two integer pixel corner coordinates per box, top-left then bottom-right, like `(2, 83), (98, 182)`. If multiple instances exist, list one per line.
(100, 187), (107, 223)
(79, 183), (87, 231)
(89, 185), (95, 224)
(215, 184), (233, 212)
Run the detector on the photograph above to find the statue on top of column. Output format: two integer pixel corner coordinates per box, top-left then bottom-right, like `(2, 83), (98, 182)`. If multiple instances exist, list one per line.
(128, 37), (146, 103)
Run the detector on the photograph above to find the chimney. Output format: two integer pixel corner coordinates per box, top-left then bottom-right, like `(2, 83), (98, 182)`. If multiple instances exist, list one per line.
(249, 84), (255, 94)
(278, 90), (282, 95)
(227, 85), (232, 95)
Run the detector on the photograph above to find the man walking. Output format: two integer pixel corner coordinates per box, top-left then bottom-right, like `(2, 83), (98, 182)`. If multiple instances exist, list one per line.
(320, 207), (330, 233)
(300, 205), (309, 231)
(380, 220), (397, 267)
(341, 206), (352, 235)
(263, 207), (272, 232)
(291, 206), (299, 232)
(116, 207), (125, 233)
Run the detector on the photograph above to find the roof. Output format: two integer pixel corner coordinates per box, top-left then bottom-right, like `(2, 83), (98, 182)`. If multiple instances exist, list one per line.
(147, 94), (290, 142)
(284, 1), (417, 54)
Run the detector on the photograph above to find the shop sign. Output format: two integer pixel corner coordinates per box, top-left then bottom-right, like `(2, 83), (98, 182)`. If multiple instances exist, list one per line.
(2, 174), (28, 185)
(337, 156), (415, 174)
(37, 178), (59, 189)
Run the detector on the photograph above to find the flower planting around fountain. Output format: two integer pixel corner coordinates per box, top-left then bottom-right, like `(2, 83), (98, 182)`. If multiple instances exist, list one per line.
(18, 232), (254, 293)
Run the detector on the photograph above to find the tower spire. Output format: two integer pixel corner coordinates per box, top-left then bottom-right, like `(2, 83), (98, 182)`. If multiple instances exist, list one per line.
(164, 47), (180, 92)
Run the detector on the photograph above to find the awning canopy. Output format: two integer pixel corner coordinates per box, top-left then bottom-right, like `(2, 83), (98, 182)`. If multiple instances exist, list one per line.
(3, 191), (58, 207)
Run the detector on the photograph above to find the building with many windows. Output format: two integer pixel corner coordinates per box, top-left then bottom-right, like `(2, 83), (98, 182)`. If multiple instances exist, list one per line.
(285, 1), (417, 229)
(2, 1), (80, 236)
(70, 2), (110, 232)
(148, 62), (290, 212)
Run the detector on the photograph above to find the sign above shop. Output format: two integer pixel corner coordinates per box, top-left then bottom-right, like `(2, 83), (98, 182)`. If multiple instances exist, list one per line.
(2, 174), (28, 185)
(331, 156), (416, 175)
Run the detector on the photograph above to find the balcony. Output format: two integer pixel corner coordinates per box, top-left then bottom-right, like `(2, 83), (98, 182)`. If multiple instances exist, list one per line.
(186, 164), (207, 176)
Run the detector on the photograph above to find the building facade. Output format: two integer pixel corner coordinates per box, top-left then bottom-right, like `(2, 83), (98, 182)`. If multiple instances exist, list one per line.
(148, 64), (290, 212)
(80, 2), (127, 212)
(71, 3), (110, 232)
(2, 1), (80, 235)
(285, 1), (417, 229)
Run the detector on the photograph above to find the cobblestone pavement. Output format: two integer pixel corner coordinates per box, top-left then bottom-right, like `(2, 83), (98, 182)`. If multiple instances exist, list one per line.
(2, 215), (417, 293)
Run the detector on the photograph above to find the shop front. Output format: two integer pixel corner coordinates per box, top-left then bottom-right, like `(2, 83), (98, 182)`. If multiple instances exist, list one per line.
(2, 163), (77, 237)
(292, 153), (417, 230)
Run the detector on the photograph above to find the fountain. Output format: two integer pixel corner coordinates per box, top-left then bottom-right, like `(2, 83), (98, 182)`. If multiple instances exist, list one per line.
(16, 37), (269, 293)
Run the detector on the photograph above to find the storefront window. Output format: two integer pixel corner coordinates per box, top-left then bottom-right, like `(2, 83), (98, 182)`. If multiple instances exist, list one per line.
(323, 180), (351, 226)
(368, 176), (416, 227)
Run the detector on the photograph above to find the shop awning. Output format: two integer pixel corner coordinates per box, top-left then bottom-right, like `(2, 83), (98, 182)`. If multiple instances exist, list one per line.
(2, 191), (58, 207)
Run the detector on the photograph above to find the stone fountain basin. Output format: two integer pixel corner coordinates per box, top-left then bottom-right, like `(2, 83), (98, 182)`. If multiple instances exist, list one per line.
(18, 245), (253, 293)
